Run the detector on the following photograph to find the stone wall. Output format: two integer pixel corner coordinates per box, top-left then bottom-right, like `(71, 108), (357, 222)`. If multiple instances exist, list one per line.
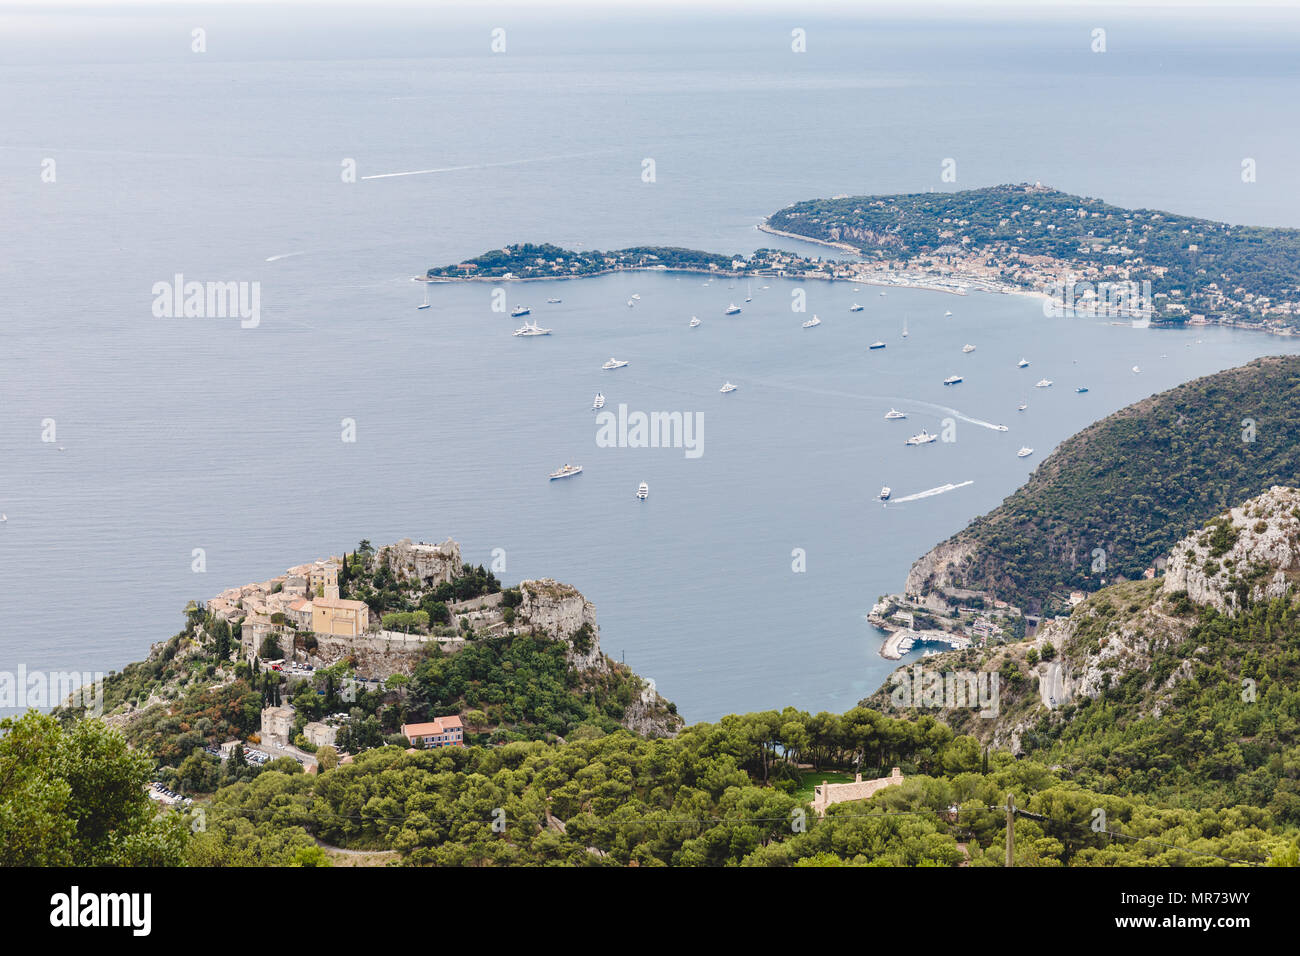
(298, 631), (464, 679)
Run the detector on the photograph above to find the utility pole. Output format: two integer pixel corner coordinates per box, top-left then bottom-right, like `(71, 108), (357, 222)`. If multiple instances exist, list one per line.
(1005, 792), (1015, 867)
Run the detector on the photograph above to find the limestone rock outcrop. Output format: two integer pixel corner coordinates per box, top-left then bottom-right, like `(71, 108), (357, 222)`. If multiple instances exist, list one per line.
(1163, 486), (1300, 615)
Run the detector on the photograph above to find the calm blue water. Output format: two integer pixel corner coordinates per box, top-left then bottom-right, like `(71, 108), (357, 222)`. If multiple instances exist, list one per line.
(5, 4), (1300, 721)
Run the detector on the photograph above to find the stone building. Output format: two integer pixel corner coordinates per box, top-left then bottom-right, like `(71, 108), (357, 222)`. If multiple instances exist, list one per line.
(260, 705), (294, 747)
(303, 721), (337, 749)
(311, 597), (370, 637)
(811, 767), (904, 815)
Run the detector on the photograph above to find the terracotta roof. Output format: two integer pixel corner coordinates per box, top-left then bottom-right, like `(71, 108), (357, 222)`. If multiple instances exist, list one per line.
(402, 716), (463, 738)
(312, 597), (368, 611)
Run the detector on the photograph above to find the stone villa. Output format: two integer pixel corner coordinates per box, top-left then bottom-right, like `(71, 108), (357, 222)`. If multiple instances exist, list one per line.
(811, 767), (905, 815)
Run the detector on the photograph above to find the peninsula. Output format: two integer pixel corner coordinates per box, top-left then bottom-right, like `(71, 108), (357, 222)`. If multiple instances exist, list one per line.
(430, 184), (1300, 333)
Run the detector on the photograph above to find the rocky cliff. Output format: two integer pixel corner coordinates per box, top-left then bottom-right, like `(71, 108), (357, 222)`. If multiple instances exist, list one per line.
(870, 487), (1300, 752)
(1162, 486), (1300, 614)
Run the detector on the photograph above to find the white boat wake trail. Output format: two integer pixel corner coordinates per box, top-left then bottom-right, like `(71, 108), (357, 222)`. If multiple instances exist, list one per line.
(891, 480), (974, 503)
(361, 148), (620, 180)
(929, 404), (1004, 431)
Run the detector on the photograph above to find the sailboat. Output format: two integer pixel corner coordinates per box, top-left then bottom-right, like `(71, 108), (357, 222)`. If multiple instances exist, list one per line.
(417, 284), (431, 310)
(745, 282), (752, 303)
(902, 318), (909, 338)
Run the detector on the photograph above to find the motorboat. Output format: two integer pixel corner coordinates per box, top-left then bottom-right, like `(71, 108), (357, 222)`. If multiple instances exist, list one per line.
(1017, 447), (1033, 458)
(592, 393), (605, 410)
(884, 408), (906, 420)
(1035, 378), (1053, 388)
(513, 320), (551, 336)
(943, 375), (963, 385)
(602, 358), (629, 370)
(719, 382), (737, 393)
(878, 486), (891, 500)
(802, 315), (822, 328)
(869, 341), (886, 350)
(725, 303), (742, 315)
(689, 316), (701, 327)
(511, 305), (531, 317)
(549, 464), (583, 480)
(906, 431), (938, 446)
(637, 481), (649, 500)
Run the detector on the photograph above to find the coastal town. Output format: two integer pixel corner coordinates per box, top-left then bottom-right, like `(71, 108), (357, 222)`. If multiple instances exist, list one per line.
(428, 185), (1300, 337)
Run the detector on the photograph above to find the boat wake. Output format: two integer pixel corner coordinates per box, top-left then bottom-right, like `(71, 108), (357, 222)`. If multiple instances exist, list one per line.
(929, 404), (1004, 431)
(361, 148), (619, 180)
(890, 480), (974, 503)
(265, 251), (305, 262)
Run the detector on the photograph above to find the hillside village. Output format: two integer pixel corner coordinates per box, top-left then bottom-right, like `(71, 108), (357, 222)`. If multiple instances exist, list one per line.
(150, 537), (680, 770)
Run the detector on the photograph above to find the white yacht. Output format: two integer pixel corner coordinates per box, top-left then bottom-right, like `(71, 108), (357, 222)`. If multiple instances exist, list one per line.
(513, 320), (552, 336)
(592, 393), (605, 410)
(1017, 402), (1028, 411)
(802, 315), (822, 328)
(637, 481), (649, 500)
(943, 375), (963, 385)
(631, 293), (641, 300)
(884, 408), (907, 420)
(0, 514), (6, 522)
(546, 298), (562, 304)
(849, 303), (864, 312)
(961, 344), (976, 353)
(879, 291), (887, 296)
(944, 310), (953, 317)
(869, 340), (886, 350)
(906, 431), (938, 446)
(724, 303), (742, 315)
(879, 486), (891, 501)
(1132, 365), (1141, 373)
(602, 358), (629, 370)
(1018, 358), (1030, 368)
(549, 463), (583, 480)
(626, 299), (635, 307)
(719, 382), (737, 393)
(1017, 447), (1034, 458)
(689, 316), (701, 327)
(1035, 378), (1053, 388)
(511, 305), (531, 317)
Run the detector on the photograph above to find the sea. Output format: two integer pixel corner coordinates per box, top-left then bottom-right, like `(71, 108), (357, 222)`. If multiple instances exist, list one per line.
(5, 2), (1300, 721)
